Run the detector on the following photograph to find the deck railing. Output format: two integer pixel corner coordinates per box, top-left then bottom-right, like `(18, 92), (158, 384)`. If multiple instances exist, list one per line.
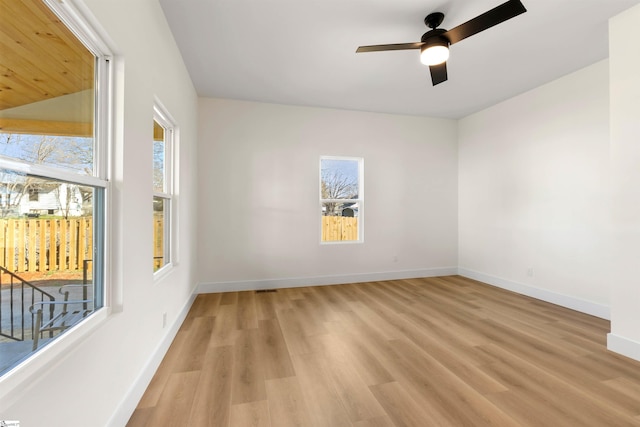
(0, 266), (55, 342)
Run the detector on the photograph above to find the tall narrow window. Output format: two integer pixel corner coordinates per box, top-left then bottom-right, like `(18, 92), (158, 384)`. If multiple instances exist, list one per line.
(153, 106), (175, 272)
(320, 156), (364, 243)
(0, 0), (110, 375)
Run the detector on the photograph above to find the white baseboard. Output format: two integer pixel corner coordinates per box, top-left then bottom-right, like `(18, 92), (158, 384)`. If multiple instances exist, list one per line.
(197, 267), (459, 294)
(607, 333), (640, 362)
(458, 268), (610, 320)
(106, 291), (197, 427)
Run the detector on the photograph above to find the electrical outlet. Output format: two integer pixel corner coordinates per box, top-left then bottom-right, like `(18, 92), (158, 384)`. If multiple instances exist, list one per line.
(393, 255), (398, 263)
(162, 312), (167, 328)
(527, 268), (534, 277)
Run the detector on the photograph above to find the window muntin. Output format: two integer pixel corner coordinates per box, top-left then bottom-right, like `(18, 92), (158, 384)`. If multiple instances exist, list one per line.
(152, 111), (174, 273)
(320, 157), (363, 243)
(0, 0), (109, 377)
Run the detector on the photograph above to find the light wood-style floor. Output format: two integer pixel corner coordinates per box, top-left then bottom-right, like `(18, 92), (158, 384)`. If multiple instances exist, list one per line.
(127, 276), (640, 427)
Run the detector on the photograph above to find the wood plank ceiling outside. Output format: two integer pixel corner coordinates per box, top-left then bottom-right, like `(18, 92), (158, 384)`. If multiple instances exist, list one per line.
(0, 0), (93, 135)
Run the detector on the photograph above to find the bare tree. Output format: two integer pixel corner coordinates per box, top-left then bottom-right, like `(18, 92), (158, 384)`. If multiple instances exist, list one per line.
(0, 171), (26, 217)
(53, 184), (79, 219)
(153, 140), (165, 192)
(321, 169), (358, 216)
(0, 135), (29, 216)
(0, 133), (93, 217)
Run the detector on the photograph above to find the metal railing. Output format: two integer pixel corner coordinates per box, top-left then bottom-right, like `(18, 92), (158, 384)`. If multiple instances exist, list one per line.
(0, 266), (56, 342)
(29, 284), (94, 350)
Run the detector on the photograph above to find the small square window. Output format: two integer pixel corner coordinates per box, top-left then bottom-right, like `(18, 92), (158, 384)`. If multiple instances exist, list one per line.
(28, 188), (39, 202)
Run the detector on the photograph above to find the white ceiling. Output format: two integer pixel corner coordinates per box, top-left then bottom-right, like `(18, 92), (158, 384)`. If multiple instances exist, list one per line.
(159, 0), (640, 119)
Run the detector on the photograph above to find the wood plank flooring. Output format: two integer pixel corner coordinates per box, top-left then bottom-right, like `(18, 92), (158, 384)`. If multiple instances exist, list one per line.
(127, 276), (640, 427)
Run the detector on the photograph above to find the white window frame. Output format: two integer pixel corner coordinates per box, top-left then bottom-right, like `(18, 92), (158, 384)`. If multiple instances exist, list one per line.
(319, 155), (364, 244)
(152, 102), (177, 276)
(0, 0), (113, 391)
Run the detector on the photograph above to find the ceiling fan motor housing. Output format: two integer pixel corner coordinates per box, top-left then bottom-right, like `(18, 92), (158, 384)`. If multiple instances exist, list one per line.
(421, 28), (450, 48)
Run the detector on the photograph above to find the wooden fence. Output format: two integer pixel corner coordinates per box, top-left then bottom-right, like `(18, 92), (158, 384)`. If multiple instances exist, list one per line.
(0, 217), (93, 274)
(0, 215), (350, 274)
(322, 216), (358, 242)
(153, 215), (164, 270)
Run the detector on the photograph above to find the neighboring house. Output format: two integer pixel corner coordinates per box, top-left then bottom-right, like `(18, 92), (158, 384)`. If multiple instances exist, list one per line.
(0, 183), (84, 217)
(321, 202), (359, 217)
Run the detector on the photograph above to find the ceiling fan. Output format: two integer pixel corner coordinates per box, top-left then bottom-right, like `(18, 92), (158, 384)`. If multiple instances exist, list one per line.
(356, 0), (527, 86)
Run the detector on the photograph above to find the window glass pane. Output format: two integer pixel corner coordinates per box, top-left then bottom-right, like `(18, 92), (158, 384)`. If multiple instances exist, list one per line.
(321, 159), (359, 200)
(0, 170), (102, 375)
(0, 0), (95, 174)
(321, 202), (359, 242)
(153, 121), (165, 193)
(0, 170), (94, 218)
(153, 196), (168, 271)
(0, 134), (94, 175)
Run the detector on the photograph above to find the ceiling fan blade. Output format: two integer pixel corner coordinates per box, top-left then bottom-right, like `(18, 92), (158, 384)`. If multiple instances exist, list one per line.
(356, 42), (423, 53)
(429, 62), (448, 86)
(444, 0), (526, 45)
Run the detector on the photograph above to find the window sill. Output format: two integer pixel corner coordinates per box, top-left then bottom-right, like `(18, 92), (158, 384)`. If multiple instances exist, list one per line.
(0, 307), (110, 409)
(153, 262), (174, 283)
(320, 240), (364, 245)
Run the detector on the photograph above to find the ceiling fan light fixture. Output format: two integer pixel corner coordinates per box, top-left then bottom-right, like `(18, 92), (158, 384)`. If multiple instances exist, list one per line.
(420, 41), (449, 66)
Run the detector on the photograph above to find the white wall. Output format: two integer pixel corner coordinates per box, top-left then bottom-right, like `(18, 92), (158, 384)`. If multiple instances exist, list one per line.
(0, 0), (199, 425)
(197, 99), (458, 290)
(608, 4), (640, 360)
(458, 60), (611, 318)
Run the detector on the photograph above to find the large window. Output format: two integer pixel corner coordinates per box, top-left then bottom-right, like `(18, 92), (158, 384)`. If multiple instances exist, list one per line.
(0, 0), (110, 376)
(320, 156), (363, 243)
(152, 105), (175, 272)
